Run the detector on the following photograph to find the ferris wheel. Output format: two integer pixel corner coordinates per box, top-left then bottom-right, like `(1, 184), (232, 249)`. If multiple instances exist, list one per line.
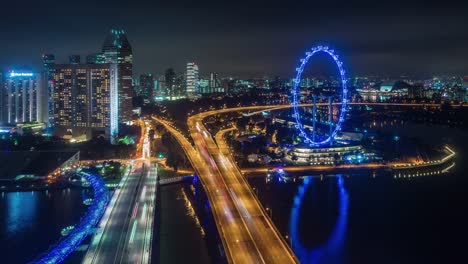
(291, 45), (348, 146)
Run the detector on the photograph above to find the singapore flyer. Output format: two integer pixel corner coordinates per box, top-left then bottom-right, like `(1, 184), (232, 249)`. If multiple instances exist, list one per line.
(291, 45), (348, 146)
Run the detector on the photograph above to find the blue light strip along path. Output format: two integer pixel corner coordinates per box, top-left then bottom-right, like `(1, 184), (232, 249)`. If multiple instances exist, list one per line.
(32, 171), (109, 264)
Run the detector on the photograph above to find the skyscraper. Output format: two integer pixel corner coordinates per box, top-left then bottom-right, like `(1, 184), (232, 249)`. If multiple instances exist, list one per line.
(3, 70), (47, 124)
(69, 55), (81, 64)
(53, 63), (118, 143)
(165, 68), (176, 100)
(139, 74), (154, 100)
(0, 72), (5, 123)
(42, 54), (55, 125)
(186, 62), (199, 97)
(86, 53), (106, 64)
(209, 72), (223, 93)
(102, 29), (133, 122)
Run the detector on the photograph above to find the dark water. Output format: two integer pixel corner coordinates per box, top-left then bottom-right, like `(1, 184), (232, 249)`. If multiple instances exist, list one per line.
(0, 183), (214, 264)
(153, 183), (212, 264)
(250, 123), (468, 264)
(0, 188), (87, 263)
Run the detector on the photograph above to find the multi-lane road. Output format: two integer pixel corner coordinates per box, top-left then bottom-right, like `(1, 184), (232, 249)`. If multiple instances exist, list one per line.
(153, 114), (298, 263)
(189, 113), (298, 264)
(83, 117), (158, 264)
(83, 160), (157, 264)
(152, 102), (464, 263)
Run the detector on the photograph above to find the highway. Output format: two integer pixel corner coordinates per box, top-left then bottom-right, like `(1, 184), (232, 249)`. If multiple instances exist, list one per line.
(120, 161), (157, 264)
(83, 160), (147, 264)
(153, 115), (298, 263)
(153, 116), (267, 263)
(190, 115), (298, 264)
(151, 102), (463, 263)
(83, 120), (157, 264)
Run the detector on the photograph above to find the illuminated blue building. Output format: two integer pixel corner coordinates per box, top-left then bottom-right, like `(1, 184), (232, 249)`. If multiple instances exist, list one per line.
(2, 70), (47, 124)
(42, 54), (55, 126)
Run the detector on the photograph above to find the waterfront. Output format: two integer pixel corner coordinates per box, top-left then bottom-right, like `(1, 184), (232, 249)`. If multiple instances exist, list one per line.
(249, 123), (468, 263)
(153, 183), (212, 264)
(0, 188), (87, 263)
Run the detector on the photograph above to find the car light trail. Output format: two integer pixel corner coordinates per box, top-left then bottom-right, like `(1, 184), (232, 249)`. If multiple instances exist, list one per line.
(129, 220), (138, 244)
(132, 202), (139, 218)
(141, 203), (147, 220)
(140, 185), (146, 201)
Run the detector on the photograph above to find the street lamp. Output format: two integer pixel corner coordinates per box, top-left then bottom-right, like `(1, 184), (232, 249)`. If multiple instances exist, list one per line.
(266, 207), (273, 219)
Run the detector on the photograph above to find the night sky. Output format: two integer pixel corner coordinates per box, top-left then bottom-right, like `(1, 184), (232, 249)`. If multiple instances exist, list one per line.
(1, 0), (467, 78)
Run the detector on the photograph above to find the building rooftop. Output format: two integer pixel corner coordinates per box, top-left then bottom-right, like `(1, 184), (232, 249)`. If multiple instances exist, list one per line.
(102, 29), (132, 52)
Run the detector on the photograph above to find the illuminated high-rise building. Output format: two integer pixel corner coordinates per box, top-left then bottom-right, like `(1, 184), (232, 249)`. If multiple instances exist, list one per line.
(0, 72), (3, 122)
(42, 54), (55, 79)
(53, 64), (118, 143)
(3, 70), (47, 124)
(139, 73), (154, 100)
(186, 62), (199, 97)
(207, 72), (223, 93)
(86, 53), (106, 64)
(69, 55), (81, 64)
(42, 54), (55, 125)
(102, 29), (133, 122)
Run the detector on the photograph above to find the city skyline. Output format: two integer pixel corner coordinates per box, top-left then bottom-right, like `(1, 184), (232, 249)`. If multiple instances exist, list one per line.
(1, 0), (468, 77)
(1, 3), (468, 262)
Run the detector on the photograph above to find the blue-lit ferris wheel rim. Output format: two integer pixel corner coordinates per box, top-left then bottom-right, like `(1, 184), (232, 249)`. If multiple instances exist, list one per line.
(292, 45), (348, 146)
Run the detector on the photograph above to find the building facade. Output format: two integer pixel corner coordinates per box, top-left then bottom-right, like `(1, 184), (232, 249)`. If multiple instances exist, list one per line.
(139, 73), (154, 100)
(69, 55), (81, 64)
(2, 70), (47, 124)
(42, 54), (55, 125)
(53, 64), (118, 142)
(86, 53), (106, 64)
(102, 29), (133, 122)
(186, 62), (199, 96)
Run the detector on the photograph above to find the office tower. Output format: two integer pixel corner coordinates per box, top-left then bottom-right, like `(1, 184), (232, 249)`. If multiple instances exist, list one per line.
(0, 72), (4, 122)
(209, 72), (222, 93)
(42, 54), (55, 79)
(86, 53), (106, 64)
(42, 54), (55, 125)
(165, 68), (176, 100)
(3, 70), (46, 124)
(102, 29), (133, 122)
(174, 74), (185, 98)
(462, 77), (468, 102)
(53, 64), (118, 143)
(156, 75), (166, 97)
(69, 55), (81, 64)
(198, 79), (210, 94)
(186, 62), (199, 97)
(139, 74), (154, 100)
(153, 80), (159, 97)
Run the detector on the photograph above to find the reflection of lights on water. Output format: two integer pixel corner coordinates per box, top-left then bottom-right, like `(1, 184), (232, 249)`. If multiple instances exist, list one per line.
(289, 175), (349, 263)
(179, 188), (205, 237)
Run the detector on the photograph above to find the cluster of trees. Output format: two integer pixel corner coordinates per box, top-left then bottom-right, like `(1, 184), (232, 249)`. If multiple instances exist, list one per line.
(160, 131), (190, 172)
(87, 161), (123, 181)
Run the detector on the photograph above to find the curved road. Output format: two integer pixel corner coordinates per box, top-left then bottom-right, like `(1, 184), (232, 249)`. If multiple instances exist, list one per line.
(152, 102), (462, 263)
